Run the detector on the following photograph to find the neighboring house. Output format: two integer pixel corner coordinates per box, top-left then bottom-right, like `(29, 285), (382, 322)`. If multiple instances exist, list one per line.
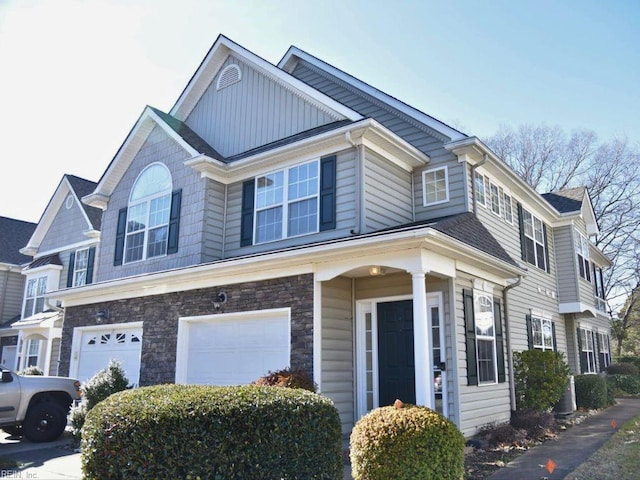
(0, 217), (36, 369)
(16, 175), (101, 376)
(48, 35), (613, 438)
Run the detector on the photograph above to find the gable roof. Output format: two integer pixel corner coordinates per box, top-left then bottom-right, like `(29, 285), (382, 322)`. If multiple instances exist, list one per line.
(170, 35), (362, 123)
(278, 46), (467, 143)
(21, 175), (100, 256)
(542, 186), (599, 235)
(0, 217), (36, 266)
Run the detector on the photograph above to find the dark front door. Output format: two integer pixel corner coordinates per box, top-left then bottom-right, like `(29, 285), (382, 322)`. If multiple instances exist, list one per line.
(377, 300), (415, 406)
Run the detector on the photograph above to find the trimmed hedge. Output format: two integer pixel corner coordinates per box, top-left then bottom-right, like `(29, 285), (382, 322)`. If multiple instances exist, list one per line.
(81, 384), (342, 479)
(513, 350), (571, 412)
(606, 362), (639, 375)
(607, 374), (640, 395)
(350, 402), (465, 480)
(575, 374), (609, 409)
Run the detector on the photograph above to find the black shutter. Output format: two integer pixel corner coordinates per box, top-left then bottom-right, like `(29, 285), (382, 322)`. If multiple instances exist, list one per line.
(319, 155), (337, 231)
(596, 333), (605, 372)
(463, 289), (478, 386)
(66, 251), (76, 288)
(517, 203), (527, 262)
(86, 246), (96, 285)
(543, 224), (551, 273)
(526, 314), (534, 350)
(167, 189), (182, 255)
(114, 208), (127, 266)
(494, 297), (506, 383)
(551, 322), (557, 352)
(240, 179), (255, 247)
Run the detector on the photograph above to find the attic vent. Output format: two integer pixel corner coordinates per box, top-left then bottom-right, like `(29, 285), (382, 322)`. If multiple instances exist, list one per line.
(217, 64), (241, 90)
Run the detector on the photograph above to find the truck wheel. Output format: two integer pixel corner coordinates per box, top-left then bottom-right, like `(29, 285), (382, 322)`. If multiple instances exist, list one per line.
(23, 402), (67, 443)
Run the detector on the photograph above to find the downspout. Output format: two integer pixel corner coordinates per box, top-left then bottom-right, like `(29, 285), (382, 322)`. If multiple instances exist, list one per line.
(346, 131), (365, 235)
(503, 275), (523, 411)
(469, 154), (488, 216)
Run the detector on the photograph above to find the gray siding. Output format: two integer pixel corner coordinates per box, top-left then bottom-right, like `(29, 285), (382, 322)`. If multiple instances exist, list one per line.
(554, 225), (579, 304)
(38, 196), (93, 252)
(185, 56), (340, 158)
(223, 149), (357, 258)
(363, 151), (412, 232)
(201, 178), (226, 261)
(321, 276), (354, 437)
(97, 126), (208, 282)
(454, 275), (511, 436)
(0, 270), (25, 322)
(48, 337), (61, 376)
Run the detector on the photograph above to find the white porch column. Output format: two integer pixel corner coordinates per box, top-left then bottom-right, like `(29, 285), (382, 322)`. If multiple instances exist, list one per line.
(412, 271), (433, 408)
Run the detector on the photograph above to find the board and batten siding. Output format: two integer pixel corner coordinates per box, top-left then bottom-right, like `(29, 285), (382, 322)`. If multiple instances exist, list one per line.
(97, 126), (208, 282)
(321, 276), (354, 437)
(0, 270), (25, 322)
(185, 56), (341, 159)
(363, 151), (413, 232)
(455, 274), (511, 436)
(223, 149), (357, 258)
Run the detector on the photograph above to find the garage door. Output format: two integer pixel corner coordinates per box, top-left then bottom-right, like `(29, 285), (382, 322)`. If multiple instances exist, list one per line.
(75, 325), (142, 386)
(181, 310), (290, 385)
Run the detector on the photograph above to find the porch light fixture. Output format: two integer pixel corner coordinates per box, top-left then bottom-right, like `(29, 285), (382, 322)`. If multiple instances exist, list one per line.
(95, 309), (109, 323)
(368, 266), (386, 276)
(213, 292), (228, 311)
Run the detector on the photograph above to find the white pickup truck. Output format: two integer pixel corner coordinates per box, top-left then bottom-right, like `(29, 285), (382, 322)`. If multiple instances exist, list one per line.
(0, 365), (81, 442)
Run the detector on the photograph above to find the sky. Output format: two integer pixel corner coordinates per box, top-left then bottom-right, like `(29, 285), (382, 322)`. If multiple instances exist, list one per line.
(0, 0), (638, 223)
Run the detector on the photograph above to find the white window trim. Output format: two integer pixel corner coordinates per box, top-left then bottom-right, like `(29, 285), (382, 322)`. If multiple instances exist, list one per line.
(72, 248), (89, 287)
(580, 327), (597, 374)
(422, 165), (450, 206)
(475, 171), (514, 224)
(531, 315), (554, 351)
(254, 160), (320, 244)
(575, 230), (591, 281)
(522, 207), (548, 271)
(474, 290), (498, 385)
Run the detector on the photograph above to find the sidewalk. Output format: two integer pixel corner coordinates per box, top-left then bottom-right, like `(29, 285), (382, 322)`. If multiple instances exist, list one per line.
(1, 433), (82, 479)
(489, 397), (640, 480)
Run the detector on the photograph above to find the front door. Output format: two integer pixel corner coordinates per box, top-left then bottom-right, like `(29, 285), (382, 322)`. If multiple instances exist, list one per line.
(377, 300), (415, 406)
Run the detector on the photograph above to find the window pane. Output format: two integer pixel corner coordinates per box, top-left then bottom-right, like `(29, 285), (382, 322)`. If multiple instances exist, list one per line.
(475, 173), (485, 205)
(256, 206), (283, 243)
(288, 162), (318, 201)
(424, 168), (447, 204)
(256, 172), (284, 208)
(536, 243), (546, 270)
(125, 231), (145, 263)
(149, 195), (171, 228)
(127, 203), (147, 233)
(130, 164), (172, 201)
(533, 318), (542, 347)
(37, 277), (47, 295)
(288, 198), (317, 236)
(534, 218), (544, 243)
(503, 194), (513, 222)
(147, 226), (168, 258)
(490, 183), (500, 214)
(523, 210), (533, 237)
(477, 339), (496, 383)
(475, 294), (494, 336)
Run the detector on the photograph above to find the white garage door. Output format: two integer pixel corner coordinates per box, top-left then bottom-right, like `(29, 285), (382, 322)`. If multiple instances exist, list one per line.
(76, 326), (142, 386)
(181, 310), (290, 385)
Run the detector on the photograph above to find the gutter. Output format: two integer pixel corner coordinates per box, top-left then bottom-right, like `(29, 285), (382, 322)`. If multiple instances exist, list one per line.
(503, 275), (523, 411)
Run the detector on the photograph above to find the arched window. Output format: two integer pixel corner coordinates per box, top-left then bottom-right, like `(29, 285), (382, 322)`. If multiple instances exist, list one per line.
(124, 164), (173, 263)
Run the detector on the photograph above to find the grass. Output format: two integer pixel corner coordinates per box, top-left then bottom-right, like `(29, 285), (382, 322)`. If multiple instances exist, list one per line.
(564, 416), (640, 480)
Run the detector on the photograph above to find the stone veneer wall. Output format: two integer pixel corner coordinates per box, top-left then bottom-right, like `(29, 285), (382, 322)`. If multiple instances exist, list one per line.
(59, 274), (314, 385)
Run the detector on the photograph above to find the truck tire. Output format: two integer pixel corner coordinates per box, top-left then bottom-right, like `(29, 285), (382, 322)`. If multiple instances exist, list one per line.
(22, 402), (67, 443)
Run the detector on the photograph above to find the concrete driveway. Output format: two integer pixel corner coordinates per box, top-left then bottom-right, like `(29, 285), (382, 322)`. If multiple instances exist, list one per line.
(0, 430), (82, 479)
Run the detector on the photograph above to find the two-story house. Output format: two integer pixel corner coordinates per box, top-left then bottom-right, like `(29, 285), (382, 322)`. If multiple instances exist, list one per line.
(14, 175), (101, 376)
(0, 217), (36, 368)
(48, 35), (612, 438)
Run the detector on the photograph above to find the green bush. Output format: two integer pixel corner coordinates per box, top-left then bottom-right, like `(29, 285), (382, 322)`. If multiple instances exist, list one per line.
(513, 350), (571, 411)
(349, 402), (465, 480)
(617, 356), (640, 370)
(68, 360), (130, 438)
(81, 384), (342, 480)
(575, 374), (609, 409)
(252, 366), (317, 392)
(606, 362), (639, 375)
(606, 374), (640, 395)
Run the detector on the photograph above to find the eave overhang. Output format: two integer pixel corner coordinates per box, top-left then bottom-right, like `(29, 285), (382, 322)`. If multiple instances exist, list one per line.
(184, 118), (430, 184)
(51, 224), (524, 308)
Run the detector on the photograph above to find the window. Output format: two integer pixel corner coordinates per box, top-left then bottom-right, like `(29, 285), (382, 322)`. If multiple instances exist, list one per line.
(490, 183), (501, 216)
(519, 206), (548, 271)
(124, 164), (172, 263)
(475, 292), (497, 384)
(598, 332), (611, 371)
(255, 161), (319, 243)
(579, 328), (597, 374)
(16, 338), (40, 369)
(72, 248), (89, 287)
(23, 276), (47, 318)
(422, 166), (449, 206)
(474, 172), (486, 206)
(575, 231), (591, 281)
(532, 317), (554, 351)
(502, 192), (513, 223)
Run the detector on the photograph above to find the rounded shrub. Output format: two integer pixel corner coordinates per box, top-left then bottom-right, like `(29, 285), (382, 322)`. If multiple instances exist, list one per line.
(81, 384), (342, 480)
(350, 402), (465, 480)
(575, 374), (609, 409)
(253, 366), (317, 392)
(606, 362), (639, 376)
